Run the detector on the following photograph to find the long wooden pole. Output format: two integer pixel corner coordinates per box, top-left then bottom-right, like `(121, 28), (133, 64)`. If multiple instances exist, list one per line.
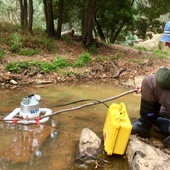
(41, 89), (136, 119)
(1, 89), (136, 123)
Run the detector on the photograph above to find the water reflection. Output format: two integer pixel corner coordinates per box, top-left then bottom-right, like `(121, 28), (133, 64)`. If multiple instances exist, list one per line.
(0, 80), (140, 170)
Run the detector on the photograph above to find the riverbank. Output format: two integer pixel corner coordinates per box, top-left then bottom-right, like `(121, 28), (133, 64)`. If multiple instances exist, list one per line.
(1, 40), (170, 89)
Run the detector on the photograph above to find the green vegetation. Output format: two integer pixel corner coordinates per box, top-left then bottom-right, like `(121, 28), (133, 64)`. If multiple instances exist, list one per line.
(5, 58), (69, 74)
(10, 33), (22, 53)
(1, 18), (170, 76)
(5, 61), (32, 73)
(111, 53), (124, 60)
(135, 46), (170, 59)
(88, 45), (98, 54)
(0, 23), (58, 55)
(73, 53), (92, 67)
(134, 46), (148, 51)
(5, 54), (93, 74)
(96, 55), (108, 61)
(0, 48), (5, 59)
(154, 50), (170, 59)
(19, 48), (38, 56)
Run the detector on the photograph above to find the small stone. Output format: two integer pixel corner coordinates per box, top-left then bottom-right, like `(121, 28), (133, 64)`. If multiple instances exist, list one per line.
(10, 79), (18, 85)
(144, 162), (149, 167)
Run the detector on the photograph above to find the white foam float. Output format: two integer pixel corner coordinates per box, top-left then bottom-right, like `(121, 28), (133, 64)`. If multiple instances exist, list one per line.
(4, 108), (52, 124)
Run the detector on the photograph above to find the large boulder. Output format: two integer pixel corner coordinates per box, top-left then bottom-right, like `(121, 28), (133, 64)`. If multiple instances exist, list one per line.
(126, 135), (170, 170)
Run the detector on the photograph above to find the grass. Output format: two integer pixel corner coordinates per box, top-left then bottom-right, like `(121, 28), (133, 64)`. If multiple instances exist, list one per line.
(0, 22), (58, 55)
(0, 48), (5, 59)
(73, 53), (92, 67)
(5, 54), (93, 74)
(2, 21), (170, 77)
(135, 45), (170, 59)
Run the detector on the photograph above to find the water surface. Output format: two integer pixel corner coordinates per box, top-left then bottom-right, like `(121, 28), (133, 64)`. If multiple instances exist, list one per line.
(0, 80), (141, 170)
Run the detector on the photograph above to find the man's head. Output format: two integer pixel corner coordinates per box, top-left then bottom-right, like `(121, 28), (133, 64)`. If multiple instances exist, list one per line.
(160, 21), (170, 48)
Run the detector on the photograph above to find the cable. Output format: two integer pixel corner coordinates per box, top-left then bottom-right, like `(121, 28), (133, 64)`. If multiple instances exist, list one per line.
(41, 89), (136, 119)
(40, 99), (109, 108)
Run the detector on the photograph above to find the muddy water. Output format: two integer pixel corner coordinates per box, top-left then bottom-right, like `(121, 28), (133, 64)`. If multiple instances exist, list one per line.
(0, 80), (141, 170)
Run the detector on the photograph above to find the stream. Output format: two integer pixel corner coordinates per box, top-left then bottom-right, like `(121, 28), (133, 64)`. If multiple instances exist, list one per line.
(0, 80), (141, 170)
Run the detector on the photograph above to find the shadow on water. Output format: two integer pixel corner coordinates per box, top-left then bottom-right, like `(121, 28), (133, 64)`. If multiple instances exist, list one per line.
(0, 80), (141, 170)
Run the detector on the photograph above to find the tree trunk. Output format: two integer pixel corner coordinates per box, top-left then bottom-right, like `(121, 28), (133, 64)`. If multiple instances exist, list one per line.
(19, 0), (33, 32)
(19, 0), (25, 29)
(56, 0), (63, 39)
(19, 0), (27, 30)
(82, 0), (96, 47)
(81, 0), (87, 43)
(94, 17), (105, 42)
(43, 0), (55, 37)
(28, 0), (33, 33)
(43, 0), (48, 32)
(110, 0), (135, 43)
(110, 20), (126, 43)
(23, 0), (28, 30)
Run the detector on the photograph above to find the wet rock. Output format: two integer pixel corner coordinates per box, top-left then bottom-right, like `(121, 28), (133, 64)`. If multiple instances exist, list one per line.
(126, 135), (170, 170)
(79, 128), (101, 159)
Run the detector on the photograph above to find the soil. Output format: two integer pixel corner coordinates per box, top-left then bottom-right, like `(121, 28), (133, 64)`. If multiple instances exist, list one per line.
(1, 40), (170, 89)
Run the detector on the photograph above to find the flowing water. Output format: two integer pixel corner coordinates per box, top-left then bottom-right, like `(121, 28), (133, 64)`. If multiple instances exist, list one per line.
(0, 80), (141, 170)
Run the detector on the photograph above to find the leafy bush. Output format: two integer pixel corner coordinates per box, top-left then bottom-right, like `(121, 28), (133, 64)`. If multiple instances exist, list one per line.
(52, 57), (69, 69)
(37, 61), (52, 73)
(73, 53), (92, 67)
(5, 61), (31, 73)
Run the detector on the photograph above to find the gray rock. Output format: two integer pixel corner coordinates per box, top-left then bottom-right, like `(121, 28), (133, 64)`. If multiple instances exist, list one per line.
(79, 128), (101, 158)
(126, 135), (170, 170)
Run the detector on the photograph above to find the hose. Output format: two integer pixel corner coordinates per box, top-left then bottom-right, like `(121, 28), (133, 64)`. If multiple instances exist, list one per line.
(40, 99), (109, 108)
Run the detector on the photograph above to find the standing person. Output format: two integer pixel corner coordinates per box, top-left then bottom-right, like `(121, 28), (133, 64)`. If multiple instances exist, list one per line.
(132, 21), (170, 148)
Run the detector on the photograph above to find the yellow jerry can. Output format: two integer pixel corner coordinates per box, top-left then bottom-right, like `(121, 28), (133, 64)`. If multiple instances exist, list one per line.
(103, 102), (132, 155)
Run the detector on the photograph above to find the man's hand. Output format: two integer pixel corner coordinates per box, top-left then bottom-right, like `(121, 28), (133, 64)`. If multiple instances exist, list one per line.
(135, 84), (142, 94)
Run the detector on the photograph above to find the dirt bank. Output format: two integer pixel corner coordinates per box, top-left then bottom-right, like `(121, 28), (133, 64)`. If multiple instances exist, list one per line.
(0, 41), (170, 89)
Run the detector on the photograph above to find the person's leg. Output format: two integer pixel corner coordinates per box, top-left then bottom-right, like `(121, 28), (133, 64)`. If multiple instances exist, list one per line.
(132, 99), (160, 137)
(154, 106), (170, 147)
(132, 76), (161, 138)
(154, 117), (170, 135)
